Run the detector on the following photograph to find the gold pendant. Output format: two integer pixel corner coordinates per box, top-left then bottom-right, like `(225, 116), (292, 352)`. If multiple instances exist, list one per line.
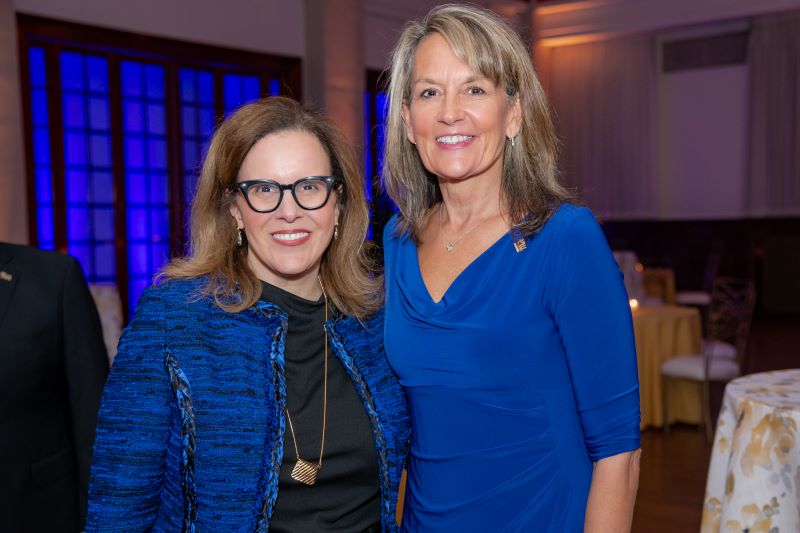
(291, 459), (320, 486)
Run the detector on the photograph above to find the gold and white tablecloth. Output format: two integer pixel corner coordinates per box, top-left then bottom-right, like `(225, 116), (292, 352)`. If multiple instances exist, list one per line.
(702, 370), (800, 533)
(632, 304), (703, 428)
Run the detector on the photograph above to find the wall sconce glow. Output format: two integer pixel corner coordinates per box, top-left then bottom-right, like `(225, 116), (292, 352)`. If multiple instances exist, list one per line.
(629, 298), (639, 311)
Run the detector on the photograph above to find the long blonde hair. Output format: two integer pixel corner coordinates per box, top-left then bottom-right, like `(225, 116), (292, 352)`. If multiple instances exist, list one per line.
(383, 4), (572, 240)
(161, 97), (381, 318)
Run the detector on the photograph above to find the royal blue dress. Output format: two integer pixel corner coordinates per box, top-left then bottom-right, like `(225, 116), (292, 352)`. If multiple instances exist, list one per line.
(383, 204), (641, 532)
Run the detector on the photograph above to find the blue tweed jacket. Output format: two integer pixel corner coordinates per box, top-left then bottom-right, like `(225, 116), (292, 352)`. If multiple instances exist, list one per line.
(86, 278), (410, 532)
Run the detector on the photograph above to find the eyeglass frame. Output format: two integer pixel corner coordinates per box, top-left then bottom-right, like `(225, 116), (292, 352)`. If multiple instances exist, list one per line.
(229, 175), (341, 213)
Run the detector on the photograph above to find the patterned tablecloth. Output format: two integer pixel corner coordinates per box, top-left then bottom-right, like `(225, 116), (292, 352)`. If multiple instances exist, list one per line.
(702, 370), (800, 533)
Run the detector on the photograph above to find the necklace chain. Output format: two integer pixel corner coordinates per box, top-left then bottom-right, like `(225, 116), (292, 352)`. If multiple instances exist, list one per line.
(438, 203), (496, 252)
(284, 275), (328, 486)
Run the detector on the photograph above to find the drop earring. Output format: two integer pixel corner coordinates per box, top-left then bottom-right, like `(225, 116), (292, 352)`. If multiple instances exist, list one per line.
(235, 228), (244, 247)
(508, 135), (516, 147)
(333, 222), (339, 241)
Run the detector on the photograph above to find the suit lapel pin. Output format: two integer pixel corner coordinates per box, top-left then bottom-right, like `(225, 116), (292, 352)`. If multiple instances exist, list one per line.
(0, 271), (13, 282)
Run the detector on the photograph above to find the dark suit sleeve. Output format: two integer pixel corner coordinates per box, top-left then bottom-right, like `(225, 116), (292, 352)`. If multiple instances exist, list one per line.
(60, 258), (110, 528)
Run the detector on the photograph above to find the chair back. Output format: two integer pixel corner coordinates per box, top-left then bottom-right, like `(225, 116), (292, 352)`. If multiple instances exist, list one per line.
(704, 277), (757, 371)
(613, 250), (644, 302)
(702, 250), (723, 292)
(88, 282), (123, 364)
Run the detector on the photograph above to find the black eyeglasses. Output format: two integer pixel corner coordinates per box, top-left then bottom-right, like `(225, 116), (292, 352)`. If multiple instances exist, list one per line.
(230, 176), (340, 213)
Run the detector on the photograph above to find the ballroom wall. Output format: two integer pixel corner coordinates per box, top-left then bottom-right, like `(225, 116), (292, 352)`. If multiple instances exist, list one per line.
(534, 0), (800, 221)
(656, 61), (748, 220)
(1, 0), (25, 244)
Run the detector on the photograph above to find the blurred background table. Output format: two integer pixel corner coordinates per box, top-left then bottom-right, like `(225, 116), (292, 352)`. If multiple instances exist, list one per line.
(701, 369), (800, 533)
(633, 304), (703, 428)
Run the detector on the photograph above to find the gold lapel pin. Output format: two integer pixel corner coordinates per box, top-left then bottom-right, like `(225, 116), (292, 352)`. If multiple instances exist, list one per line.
(0, 271), (12, 282)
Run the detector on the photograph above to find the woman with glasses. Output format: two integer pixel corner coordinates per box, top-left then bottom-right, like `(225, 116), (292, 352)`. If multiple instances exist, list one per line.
(381, 5), (640, 532)
(86, 97), (409, 532)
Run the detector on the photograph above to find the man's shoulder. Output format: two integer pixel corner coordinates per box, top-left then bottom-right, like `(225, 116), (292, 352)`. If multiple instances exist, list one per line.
(0, 242), (77, 271)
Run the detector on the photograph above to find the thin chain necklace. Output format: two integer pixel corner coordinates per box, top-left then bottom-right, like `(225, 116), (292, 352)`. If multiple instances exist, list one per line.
(438, 203), (498, 253)
(284, 276), (328, 486)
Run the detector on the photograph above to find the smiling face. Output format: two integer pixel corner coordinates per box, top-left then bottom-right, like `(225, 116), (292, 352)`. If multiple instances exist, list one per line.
(229, 129), (338, 294)
(401, 33), (521, 188)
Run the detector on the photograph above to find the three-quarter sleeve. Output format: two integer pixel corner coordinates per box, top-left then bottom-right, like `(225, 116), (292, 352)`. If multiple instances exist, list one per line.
(549, 208), (641, 462)
(86, 287), (171, 532)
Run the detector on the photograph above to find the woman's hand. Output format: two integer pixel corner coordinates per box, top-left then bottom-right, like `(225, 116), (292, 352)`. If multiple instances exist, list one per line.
(584, 449), (641, 533)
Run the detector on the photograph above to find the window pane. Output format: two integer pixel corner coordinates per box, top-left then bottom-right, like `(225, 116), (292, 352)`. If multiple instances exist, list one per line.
(124, 102), (144, 133)
(63, 94), (86, 128)
(32, 89), (49, 126)
(145, 64), (165, 98)
(60, 52), (84, 90)
(125, 137), (145, 168)
(93, 208), (115, 241)
(35, 169), (53, 203)
(89, 97), (110, 130)
(128, 208), (148, 240)
(67, 170), (89, 203)
(121, 61), (143, 96)
(147, 103), (166, 135)
(86, 56), (109, 92)
(68, 207), (91, 241)
(65, 133), (87, 166)
(92, 171), (114, 203)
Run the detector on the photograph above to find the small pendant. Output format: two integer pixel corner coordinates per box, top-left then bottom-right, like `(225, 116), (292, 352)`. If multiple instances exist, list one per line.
(445, 242), (455, 252)
(291, 459), (320, 486)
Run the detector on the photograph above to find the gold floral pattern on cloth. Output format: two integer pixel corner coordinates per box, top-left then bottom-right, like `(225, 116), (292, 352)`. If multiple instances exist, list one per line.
(701, 370), (800, 533)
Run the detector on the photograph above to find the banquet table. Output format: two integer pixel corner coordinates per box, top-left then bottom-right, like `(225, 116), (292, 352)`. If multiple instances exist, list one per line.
(632, 304), (703, 428)
(701, 370), (800, 533)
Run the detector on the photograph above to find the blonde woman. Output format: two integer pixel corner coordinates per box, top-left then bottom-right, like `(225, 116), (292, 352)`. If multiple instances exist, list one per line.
(382, 5), (640, 531)
(87, 97), (409, 532)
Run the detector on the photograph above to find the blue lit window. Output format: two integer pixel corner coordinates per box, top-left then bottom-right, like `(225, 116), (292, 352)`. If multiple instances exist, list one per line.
(61, 51), (115, 282)
(22, 18), (302, 319)
(268, 79), (281, 97)
(223, 73), (260, 115)
(364, 81), (394, 242)
(180, 68), (215, 219)
(122, 61), (170, 310)
(29, 47), (55, 250)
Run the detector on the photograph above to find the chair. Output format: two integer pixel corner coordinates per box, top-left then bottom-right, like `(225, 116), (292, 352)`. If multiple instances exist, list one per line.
(675, 250), (722, 307)
(88, 283), (123, 364)
(642, 267), (676, 305)
(612, 250), (645, 302)
(660, 277), (756, 439)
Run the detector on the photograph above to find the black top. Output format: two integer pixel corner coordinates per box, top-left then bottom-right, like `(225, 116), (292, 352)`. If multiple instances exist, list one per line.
(262, 281), (380, 533)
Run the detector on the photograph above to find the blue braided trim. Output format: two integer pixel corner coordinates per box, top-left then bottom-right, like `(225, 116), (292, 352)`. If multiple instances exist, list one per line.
(253, 312), (287, 532)
(165, 350), (197, 533)
(327, 328), (395, 532)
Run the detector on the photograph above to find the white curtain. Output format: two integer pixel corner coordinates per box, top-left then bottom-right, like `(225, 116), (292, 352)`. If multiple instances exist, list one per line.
(548, 35), (656, 219)
(747, 11), (800, 217)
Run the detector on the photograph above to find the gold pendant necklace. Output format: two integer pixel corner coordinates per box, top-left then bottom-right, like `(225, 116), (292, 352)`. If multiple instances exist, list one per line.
(284, 276), (329, 486)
